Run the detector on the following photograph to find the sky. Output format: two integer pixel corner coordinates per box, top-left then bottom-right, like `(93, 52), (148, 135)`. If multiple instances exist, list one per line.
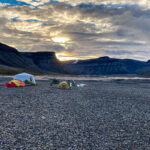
(0, 0), (150, 61)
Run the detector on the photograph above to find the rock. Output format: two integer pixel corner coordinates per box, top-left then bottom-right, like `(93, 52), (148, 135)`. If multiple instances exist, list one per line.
(63, 57), (150, 75)
(0, 43), (68, 74)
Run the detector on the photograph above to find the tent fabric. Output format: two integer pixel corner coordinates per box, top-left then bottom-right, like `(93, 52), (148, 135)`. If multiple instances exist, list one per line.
(58, 81), (71, 89)
(24, 80), (36, 85)
(5, 79), (25, 88)
(14, 73), (36, 84)
(68, 80), (76, 87)
(50, 79), (60, 86)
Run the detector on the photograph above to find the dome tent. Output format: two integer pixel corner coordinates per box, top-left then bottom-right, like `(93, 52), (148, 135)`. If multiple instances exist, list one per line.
(5, 79), (25, 88)
(58, 81), (71, 89)
(14, 73), (36, 85)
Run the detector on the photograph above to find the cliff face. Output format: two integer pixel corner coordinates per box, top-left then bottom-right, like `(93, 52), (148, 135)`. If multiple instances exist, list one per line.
(22, 52), (67, 73)
(0, 43), (41, 73)
(0, 43), (67, 74)
(1, 42), (150, 75)
(63, 57), (150, 75)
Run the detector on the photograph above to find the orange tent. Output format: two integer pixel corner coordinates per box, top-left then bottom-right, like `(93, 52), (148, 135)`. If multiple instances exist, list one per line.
(5, 79), (25, 88)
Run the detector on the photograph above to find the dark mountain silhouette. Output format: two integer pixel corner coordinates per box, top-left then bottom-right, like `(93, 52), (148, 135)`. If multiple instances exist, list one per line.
(21, 52), (68, 74)
(0, 43), (68, 74)
(63, 56), (150, 75)
(0, 42), (150, 76)
(0, 43), (42, 74)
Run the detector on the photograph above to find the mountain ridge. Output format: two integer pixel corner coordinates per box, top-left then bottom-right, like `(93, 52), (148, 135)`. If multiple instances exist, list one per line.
(63, 56), (150, 75)
(0, 43), (68, 75)
(0, 42), (150, 76)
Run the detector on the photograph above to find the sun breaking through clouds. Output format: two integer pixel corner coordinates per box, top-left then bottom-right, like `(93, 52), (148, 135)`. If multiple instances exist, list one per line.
(52, 37), (70, 44)
(0, 0), (150, 61)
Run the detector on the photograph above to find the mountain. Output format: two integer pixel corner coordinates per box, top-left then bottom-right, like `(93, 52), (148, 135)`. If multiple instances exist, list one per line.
(0, 42), (68, 75)
(63, 56), (150, 75)
(21, 52), (68, 74)
(1, 42), (150, 76)
(0, 43), (42, 74)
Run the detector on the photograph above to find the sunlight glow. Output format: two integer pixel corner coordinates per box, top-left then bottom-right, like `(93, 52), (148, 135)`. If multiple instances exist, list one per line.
(56, 52), (98, 61)
(56, 53), (76, 61)
(52, 37), (69, 43)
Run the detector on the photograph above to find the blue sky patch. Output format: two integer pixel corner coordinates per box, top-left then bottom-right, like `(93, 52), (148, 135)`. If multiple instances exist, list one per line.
(0, 0), (30, 6)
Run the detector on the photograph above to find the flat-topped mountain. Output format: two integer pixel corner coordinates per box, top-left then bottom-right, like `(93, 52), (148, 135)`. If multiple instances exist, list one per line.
(0, 43), (41, 73)
(0, 42), (150, 75)
(21, 52), (67, 73)
(63, 56), (150, 75)
(0, 43), (68, 74)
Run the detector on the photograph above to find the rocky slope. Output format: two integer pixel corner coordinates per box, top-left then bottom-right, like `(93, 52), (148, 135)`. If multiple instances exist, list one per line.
(63, 56), (150, 75)
(1, 42), (150, 75)
(0, 43), (68, 75)
(21, 52), (67, 74)
(0, 43), (41, 73)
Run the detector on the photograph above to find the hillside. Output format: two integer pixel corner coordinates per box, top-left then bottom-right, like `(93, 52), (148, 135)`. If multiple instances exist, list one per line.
(1, 42), (150, 76)
(63, 56), (150, 75)
(0, 43), (42, 74)
(0, 43), (68, 75)
(21, 52), (68, 74)
(0, 65), (24, 75)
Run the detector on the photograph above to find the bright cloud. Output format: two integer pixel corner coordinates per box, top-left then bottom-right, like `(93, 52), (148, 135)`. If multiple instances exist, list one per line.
(17, 0), (50, 6)
(0, 0), (150, 60)
(48, 0), (150, 9)
(13, 0), (150, 8)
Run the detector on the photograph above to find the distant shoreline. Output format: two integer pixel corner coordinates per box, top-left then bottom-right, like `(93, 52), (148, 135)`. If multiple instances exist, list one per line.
(1, 75), (150, 81)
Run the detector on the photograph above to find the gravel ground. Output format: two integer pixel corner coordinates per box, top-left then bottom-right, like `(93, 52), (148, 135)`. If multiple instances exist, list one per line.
(0, 77), (150, 150)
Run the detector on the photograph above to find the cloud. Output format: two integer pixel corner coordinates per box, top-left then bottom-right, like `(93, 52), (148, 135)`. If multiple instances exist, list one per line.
(0, 3), (10, 8)
(47, 0), (150, 9)
(16, 0), (50, 6)
(105, 50), (133, 55)
(0, 1), (150, 60)
(9, 0), (150, 9)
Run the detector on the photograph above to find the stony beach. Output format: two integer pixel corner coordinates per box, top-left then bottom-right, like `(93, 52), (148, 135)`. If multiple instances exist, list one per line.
(0, 77), (150, 150)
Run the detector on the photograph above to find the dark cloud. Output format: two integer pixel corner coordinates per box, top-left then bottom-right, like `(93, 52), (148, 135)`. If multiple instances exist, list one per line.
(105, 50), (133, 55)
(0, 2), (150, 60)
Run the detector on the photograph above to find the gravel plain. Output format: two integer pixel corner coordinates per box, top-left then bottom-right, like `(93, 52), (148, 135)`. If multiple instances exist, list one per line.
(0, 77), (150, 150)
